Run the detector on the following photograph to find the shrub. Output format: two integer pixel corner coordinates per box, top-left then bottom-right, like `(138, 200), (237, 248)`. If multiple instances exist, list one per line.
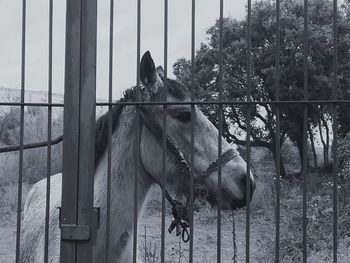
(337, 133), (350, 237)
(0, 106), (63, 185)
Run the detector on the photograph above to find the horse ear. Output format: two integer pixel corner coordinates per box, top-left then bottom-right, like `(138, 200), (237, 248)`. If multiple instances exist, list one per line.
(140, 51), (162, 95)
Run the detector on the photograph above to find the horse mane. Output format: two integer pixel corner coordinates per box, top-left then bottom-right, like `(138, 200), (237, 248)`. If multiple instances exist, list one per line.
(94, 87), (136, 167)
(94, 79), (190, 168)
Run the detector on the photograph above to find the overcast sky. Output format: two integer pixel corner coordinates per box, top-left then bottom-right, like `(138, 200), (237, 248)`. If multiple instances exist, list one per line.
(0, 0), (247, 101)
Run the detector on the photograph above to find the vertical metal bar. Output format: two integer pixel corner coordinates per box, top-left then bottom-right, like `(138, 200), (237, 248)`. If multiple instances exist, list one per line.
(44, 0), (54, 261)
(275, 0), (281, 262)
(15, 0), (26, 262)
(217, 0), (224, 262)
(60, 1), (81, 259)
(75, 2), (97, 261)
(189, 0), (195, 262)
(246, 0), (252, 262)
(302, 0), (309, 262)
(105, 0), (114, 261)
(160, 0), (168, 262)
(60, 0), (97, 262)
(332, 0), (338, 262)
(133, 0), (141, 261)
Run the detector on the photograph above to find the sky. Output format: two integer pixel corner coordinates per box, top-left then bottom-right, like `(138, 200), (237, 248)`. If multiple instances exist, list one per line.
(0, 0), (247, 101)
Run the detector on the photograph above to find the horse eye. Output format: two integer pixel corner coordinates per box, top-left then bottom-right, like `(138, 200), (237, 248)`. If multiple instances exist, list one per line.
(174, 111), (191, 123)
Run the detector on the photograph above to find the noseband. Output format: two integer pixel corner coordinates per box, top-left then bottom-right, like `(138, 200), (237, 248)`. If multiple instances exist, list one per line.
(139, 107), (237, 241)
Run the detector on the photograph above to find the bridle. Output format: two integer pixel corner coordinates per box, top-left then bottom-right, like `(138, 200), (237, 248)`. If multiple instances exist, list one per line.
(139, 106), (237, 242)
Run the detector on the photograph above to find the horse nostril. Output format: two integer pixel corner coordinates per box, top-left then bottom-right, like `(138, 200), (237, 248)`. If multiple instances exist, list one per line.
(240, 175), (255, 200)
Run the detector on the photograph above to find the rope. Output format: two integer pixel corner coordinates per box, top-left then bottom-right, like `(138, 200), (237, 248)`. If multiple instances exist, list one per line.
(167, 198), (190, 243)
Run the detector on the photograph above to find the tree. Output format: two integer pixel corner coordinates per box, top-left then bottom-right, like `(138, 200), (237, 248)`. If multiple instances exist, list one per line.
(173, 0), (350, 175)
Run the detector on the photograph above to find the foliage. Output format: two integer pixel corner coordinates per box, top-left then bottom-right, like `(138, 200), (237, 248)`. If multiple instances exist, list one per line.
(173, 0), (350, 175)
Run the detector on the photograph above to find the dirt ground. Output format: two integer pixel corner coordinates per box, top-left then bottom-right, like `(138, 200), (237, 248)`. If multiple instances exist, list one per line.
(138, 202), (269, 263)
(0, 206), (268, 263)
(1, 186), (349, 263)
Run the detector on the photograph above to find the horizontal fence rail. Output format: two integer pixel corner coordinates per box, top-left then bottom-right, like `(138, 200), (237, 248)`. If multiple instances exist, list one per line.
(1, 100), (350, 108)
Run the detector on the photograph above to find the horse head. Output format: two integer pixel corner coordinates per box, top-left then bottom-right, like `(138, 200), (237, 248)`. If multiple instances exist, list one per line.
(138, 51), (255, 210)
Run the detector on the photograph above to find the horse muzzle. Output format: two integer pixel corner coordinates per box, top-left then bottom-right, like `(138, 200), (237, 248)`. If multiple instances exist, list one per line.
(206, 172), (256, 210)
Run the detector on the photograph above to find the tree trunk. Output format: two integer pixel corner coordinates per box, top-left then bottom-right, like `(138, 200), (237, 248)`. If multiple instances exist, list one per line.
(272, 147), (287, 178)
(318, 115), (328, 167)
(318, 106), (330, 168)
(296, 137), (307, 173)
(308, 124), (318, 169)
(322, 115), (330, 167)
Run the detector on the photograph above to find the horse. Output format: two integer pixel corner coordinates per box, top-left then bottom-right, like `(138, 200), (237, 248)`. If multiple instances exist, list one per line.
(19, 51), (255, 262)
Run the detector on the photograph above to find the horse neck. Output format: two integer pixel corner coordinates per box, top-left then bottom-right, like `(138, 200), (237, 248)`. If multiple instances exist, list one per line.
(94, 105), (153, 257)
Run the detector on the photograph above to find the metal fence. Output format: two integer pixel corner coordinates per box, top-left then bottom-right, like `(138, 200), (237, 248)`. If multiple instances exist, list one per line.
(0, 0), (348, 262)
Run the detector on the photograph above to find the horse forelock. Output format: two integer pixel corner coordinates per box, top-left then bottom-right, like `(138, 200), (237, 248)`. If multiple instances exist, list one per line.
(151, 78), (190, 101)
